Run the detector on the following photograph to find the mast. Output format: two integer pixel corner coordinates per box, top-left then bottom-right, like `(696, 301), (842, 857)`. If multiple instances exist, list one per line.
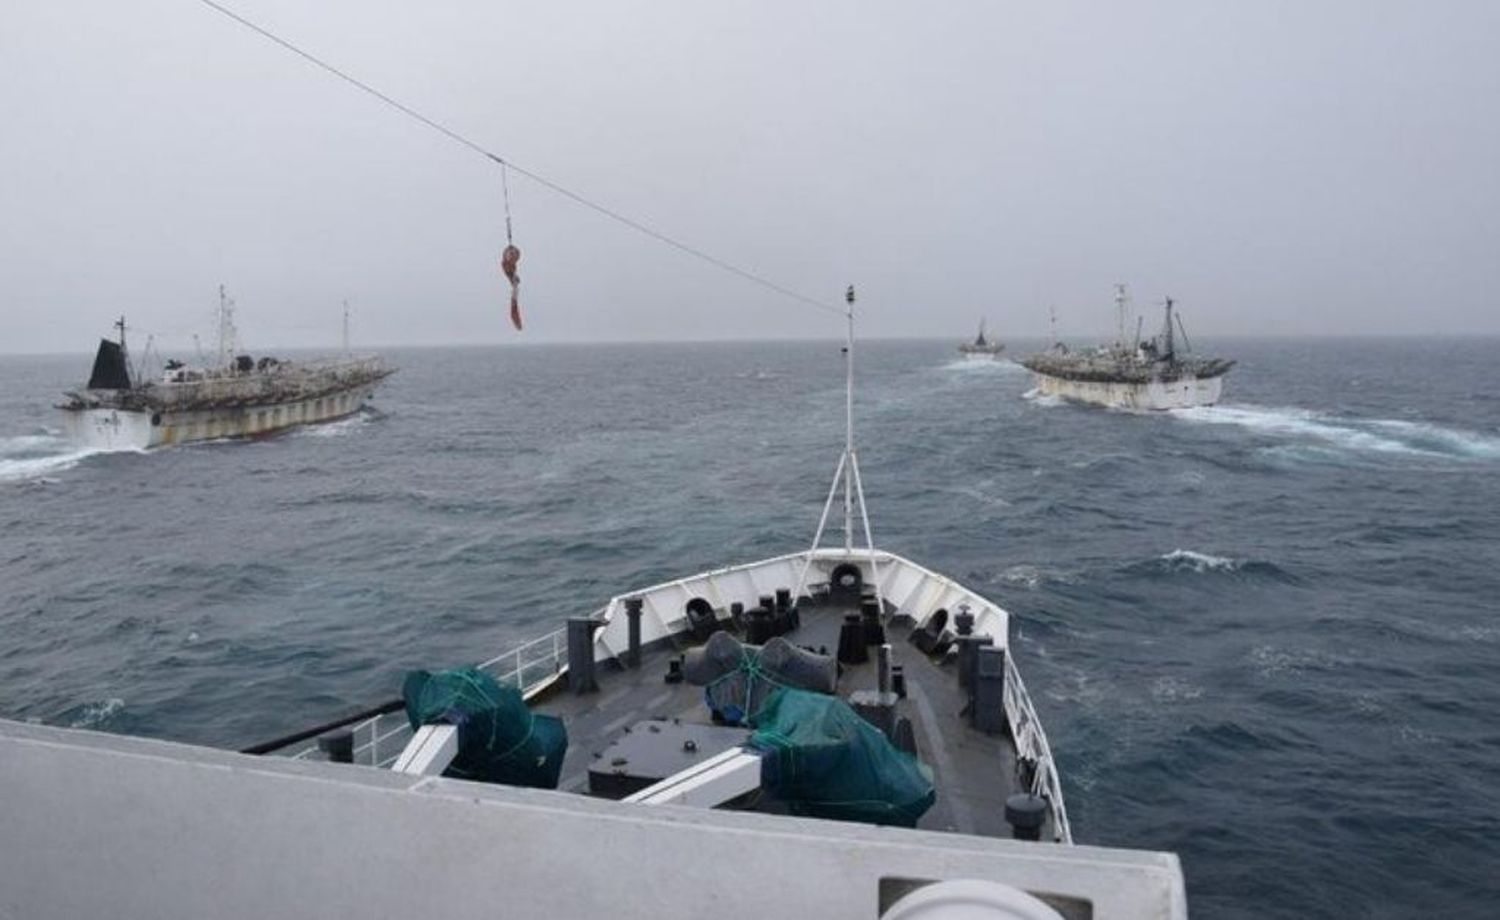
(791, 284), (885, 617)
(1161, 297), (1176, 361)
(1114, 283), (1128, 347)
(843, 285), (855, 553)
(342, 299), (350, 354)
(217, 285), (239, 369)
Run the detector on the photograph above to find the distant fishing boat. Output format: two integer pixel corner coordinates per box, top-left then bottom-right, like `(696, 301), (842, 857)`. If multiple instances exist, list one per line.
(59, 287), (394, 449)
(956, 319), (1005, 360)
(1021, 286), (1234, 410)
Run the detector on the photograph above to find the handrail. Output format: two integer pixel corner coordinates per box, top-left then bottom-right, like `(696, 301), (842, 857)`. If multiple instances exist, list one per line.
(255, 627), (568, 760)
(1003, 651), (1072, 843)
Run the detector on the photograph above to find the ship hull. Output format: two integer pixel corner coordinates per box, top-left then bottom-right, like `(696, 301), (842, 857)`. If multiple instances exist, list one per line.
(1030, 371), (1224, 410)
(61, 383), (379, 450)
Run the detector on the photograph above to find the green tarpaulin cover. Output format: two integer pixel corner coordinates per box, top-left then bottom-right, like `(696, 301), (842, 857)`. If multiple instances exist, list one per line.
(749, 688), (935, 827)
(402, 667), (567, 789)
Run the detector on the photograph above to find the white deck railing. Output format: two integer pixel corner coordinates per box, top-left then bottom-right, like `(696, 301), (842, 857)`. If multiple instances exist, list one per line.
(284, 626), (567, 767)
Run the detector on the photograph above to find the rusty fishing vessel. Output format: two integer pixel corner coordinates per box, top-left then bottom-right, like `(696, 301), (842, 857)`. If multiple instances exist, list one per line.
(60, 287), (393, 450)
(957, 319), (1005, 360)
(1022, 286), (1234, 410)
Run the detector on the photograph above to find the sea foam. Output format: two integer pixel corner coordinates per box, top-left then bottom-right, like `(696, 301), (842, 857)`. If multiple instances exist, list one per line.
(1169, 404), (1500, 462)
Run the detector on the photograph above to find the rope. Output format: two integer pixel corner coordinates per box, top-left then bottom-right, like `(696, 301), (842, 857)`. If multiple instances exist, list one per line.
(189, 0), (843, 318)
(501, 161), (514, 246)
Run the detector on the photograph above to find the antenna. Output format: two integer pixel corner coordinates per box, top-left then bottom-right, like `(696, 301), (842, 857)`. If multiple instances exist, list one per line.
(1161, 297), (1176, 360)
(135, 333), (158, 384)
(115, 315), (131, 384)
(1175, 310), (1193, 354)
(790, 284), (885, 619)
(1114, 283), (1129, 347)
(217, 285), (240, 368)
(843, 284), (856, 553)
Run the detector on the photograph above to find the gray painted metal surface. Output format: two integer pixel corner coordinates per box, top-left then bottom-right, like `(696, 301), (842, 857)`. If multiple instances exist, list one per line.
(0, 719), (1186, 920)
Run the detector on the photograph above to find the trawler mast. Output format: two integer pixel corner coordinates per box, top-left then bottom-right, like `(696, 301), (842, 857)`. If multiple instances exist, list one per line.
(216, 284), (239, 368)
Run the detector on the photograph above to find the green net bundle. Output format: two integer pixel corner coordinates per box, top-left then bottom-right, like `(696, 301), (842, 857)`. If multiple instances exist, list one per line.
(402, 667), (567, 789)
(749, 688), (935, 827)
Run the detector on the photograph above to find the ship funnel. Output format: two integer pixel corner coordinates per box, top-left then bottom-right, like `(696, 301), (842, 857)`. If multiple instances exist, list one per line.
(86, 339), (132, 390)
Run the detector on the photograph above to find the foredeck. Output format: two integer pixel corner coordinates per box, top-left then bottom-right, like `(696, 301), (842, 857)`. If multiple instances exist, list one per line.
(259, 548), (1070, 845)
(532, 593), (1021, 837)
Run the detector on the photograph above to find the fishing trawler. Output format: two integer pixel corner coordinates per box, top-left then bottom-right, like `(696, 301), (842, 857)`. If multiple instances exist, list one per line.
(1022, 286), (1233, 410)
(957, 319), (1005, 360)
(59, 288), (394, 449)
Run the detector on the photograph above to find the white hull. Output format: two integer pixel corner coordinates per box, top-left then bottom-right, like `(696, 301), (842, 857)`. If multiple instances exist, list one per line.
(61, 384), (378, 450)
(1031, 372), (1224, 410)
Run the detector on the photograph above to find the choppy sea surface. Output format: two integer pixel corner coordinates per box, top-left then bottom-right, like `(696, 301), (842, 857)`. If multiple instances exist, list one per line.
(3, 337), (1498, 917)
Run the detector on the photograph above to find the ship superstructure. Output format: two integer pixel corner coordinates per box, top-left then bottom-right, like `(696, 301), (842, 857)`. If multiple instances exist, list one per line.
(60, 288), (394, 449)
(957, 319), (1005, 359)
(1021, 286), (1233, 410)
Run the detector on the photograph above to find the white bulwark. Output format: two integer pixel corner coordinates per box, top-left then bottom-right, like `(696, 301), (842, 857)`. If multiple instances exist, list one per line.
(0, 718), (1188, 920)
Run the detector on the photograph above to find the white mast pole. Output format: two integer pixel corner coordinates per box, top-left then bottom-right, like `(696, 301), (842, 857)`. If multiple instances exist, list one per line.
(1115, 283), (1127, 347)
(794, 284), (885, 611)
(843, 285), (855, 553)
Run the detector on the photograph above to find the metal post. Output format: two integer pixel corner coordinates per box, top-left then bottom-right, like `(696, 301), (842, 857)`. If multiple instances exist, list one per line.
(625, 597), (644, 669)
(848, 451), (884, 617)
(843, 285), (855, 553)
(790, 451), (847, 601)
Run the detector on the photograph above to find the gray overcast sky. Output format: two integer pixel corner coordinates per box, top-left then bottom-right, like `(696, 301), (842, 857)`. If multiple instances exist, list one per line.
(2, 1), (1497, 353)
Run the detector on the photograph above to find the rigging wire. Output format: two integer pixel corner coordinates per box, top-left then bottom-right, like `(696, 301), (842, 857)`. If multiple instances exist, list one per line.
(190, 0), (844, 317)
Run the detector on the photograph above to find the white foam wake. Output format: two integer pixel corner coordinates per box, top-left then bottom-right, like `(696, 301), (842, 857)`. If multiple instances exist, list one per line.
(66, 698), (125, 729)
(0, 432), (106, 483)
(939, 357), (1028, 374)
(1160, 549), (1240, 573)
(294, 412), (374, 439)
(1022, 387), (1063, 407)
(1169, 404), (1500, 461)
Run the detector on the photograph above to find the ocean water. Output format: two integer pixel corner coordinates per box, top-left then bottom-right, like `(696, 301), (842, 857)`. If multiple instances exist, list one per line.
(3, 337), (1499, 917)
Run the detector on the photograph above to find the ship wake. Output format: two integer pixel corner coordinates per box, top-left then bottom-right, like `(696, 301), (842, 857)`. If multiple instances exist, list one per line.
(0, 431), (135, 484)
(1168, 404), (1500, 463)
(939, 357), (1028, 374)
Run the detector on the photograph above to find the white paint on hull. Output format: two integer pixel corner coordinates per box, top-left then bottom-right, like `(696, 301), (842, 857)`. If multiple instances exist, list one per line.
(1031, 373), (1225, 410)
(61, 384), (378, 450)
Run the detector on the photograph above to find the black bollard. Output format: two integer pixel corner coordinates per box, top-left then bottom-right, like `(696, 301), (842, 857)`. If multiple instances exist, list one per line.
(624, 597), (644, 669)
(318, 729), (354, 764)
